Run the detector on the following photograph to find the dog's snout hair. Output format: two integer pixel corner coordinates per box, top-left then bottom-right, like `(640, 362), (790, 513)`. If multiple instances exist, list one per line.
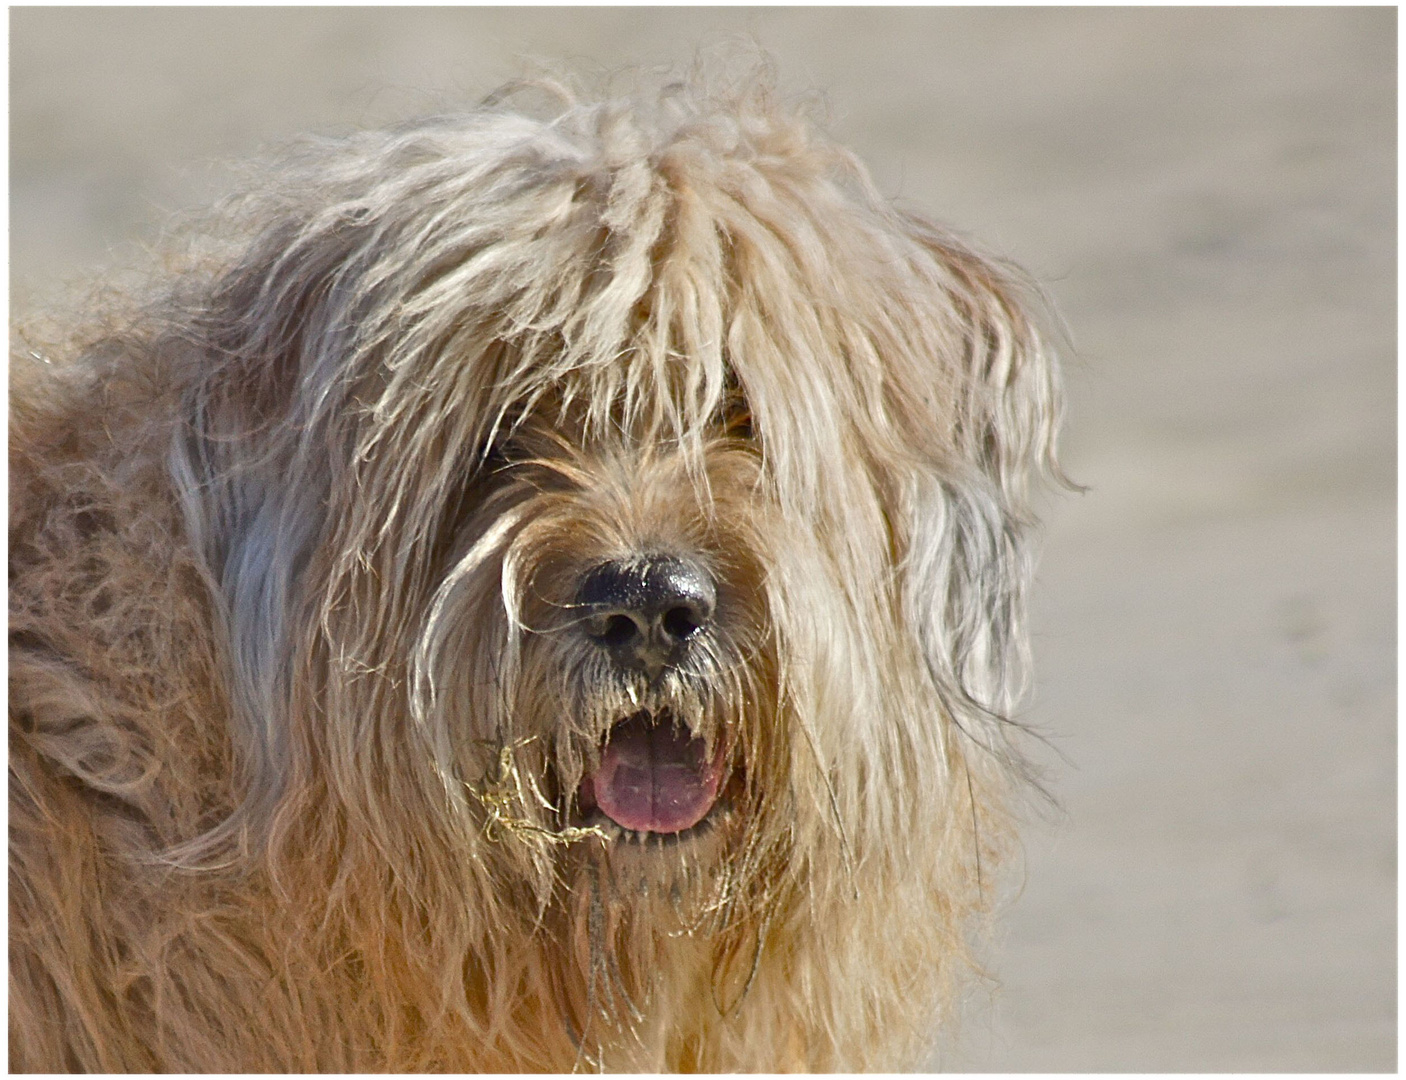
(10, 66), (1065, 1072)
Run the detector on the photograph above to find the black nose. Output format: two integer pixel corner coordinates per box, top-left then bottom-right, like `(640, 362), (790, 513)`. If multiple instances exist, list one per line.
(577, 556), (716, 678)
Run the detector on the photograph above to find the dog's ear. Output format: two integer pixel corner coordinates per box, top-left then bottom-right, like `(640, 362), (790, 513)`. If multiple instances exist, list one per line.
(170, 187), (530, 847)
(166, 206), (389, 835)
(903, 216), (1065, 506)
(894, 218), (1065, 753)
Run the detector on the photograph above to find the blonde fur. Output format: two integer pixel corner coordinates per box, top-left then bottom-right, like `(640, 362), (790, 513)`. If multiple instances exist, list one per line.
(10, 71), (1063, 1071)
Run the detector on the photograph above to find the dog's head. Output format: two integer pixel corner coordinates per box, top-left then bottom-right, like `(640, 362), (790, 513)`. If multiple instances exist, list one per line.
(169, 74), (1062, 1052)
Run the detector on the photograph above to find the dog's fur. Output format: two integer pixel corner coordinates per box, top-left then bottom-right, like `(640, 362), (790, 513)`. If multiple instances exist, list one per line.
(10, 73), (1063, 1071)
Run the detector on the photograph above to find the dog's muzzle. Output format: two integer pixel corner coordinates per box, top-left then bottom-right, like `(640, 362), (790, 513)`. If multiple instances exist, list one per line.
(574, 556), (729, 835)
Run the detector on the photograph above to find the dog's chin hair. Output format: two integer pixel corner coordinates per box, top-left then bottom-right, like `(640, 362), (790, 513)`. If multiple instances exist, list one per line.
(10, 65), (1064, 1071)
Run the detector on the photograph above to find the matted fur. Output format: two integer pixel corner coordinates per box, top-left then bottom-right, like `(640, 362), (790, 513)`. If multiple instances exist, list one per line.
(10, 70), (1063, 1071)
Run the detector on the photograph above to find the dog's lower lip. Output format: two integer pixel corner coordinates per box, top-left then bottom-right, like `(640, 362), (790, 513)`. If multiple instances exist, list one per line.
(579, 804), (724, 845)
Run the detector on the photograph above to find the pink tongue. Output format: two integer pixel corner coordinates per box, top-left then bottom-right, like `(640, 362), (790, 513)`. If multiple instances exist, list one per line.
(590, 716), (723, 834)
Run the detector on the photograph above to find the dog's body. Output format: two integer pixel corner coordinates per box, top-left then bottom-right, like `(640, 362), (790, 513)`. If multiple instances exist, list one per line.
(10, 76), (1062, 1071)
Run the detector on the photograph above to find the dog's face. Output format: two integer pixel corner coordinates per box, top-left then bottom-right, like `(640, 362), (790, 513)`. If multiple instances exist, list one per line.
(425, 406), (775, 871)
(171, 82), (1060, 1048)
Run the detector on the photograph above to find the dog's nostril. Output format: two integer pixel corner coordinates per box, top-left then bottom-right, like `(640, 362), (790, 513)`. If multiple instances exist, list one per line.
(598, 614), (641, 648)
(661, 604), (704, 643)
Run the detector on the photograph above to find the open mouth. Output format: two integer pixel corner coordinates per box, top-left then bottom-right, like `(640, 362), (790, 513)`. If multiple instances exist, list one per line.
(577, 710), (730, 836)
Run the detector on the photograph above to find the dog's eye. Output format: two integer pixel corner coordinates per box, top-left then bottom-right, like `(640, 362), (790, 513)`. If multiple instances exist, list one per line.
(720, 370), (755, 442)
(480, 439), (515, 473)
(723, 397), (754, 441)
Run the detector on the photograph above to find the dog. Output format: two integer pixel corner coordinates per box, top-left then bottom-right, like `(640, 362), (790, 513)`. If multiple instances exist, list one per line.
(10, 71), (1064, 1071)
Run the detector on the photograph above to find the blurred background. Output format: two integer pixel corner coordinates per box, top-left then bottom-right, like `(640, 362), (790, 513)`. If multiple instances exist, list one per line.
(10, 8), (1395, 1071)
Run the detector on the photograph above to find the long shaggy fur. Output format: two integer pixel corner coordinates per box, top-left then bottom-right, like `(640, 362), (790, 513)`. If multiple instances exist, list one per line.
(10, 71), (1063, 1071)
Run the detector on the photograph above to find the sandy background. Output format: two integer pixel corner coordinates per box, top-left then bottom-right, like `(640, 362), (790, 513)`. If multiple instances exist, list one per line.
(10, 8), (1395, 1072)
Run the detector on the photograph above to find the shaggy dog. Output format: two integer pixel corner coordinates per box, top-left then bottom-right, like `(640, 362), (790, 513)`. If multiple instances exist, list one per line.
(10, 74), (1063, 1071)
